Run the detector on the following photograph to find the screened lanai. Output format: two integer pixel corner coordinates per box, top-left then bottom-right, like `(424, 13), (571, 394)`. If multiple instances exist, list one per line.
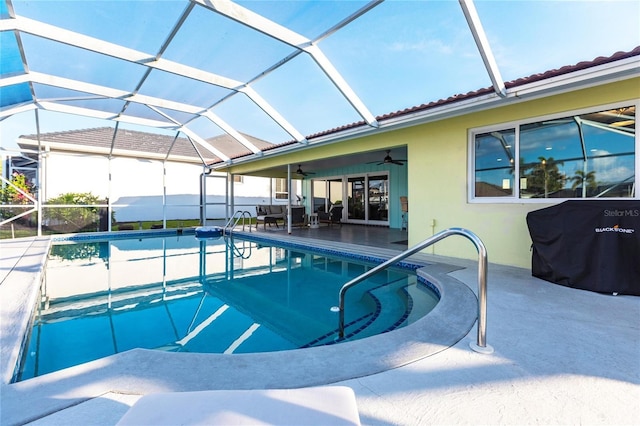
(1, 0), (639, 236)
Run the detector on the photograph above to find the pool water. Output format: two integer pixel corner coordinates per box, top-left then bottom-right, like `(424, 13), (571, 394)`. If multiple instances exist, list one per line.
(17, 234), (438, 381)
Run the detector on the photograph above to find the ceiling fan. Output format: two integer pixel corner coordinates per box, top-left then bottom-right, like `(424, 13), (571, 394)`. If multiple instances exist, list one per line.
(369, 150), (406, 166)
(296, 164), (315, 177)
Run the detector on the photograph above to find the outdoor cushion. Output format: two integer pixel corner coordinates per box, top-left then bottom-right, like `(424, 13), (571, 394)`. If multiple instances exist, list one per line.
(257, 204), (286, 217)
(255, 205), (287, 229)
(117, 386), (361, 425)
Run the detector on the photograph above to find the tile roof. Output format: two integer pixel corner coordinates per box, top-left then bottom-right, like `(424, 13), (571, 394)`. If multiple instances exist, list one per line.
(256, 46), (640, 158)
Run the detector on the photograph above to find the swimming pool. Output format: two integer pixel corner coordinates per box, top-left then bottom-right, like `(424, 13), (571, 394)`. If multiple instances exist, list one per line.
(17, 232), (439, 381)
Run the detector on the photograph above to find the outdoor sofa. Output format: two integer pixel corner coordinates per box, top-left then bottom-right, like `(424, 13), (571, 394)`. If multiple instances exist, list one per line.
(255, 205), (286, 230)
(255, 205), (307, 230)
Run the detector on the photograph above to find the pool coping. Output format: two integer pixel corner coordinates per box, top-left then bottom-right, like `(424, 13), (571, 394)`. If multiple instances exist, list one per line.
(0, 230), (478, 426)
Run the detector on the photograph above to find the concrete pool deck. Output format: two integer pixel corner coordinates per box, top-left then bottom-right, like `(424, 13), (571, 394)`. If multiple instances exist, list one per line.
(1, 229), (639, 425)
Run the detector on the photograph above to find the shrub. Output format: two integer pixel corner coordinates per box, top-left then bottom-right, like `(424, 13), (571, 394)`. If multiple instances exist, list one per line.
(1, 172), (36, 218)
(44, 192), (104, 233)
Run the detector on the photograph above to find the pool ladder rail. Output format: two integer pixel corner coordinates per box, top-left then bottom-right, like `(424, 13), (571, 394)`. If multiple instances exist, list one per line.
(224, 210), (253, 234)
(335, 227), (494, 354)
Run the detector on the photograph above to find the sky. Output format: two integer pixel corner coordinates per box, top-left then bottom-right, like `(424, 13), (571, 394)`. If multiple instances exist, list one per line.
(1, 0), (639, 154)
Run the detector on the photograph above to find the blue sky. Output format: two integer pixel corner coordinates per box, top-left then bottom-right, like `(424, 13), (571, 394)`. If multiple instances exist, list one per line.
(1, 0), (639, 152)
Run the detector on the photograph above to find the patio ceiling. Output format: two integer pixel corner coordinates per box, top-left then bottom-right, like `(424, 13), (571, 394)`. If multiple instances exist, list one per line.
(234, 146), (410, 179)
(1, 0), (639, 169)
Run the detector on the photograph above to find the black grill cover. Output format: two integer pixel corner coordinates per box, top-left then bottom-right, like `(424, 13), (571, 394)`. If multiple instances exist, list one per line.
(526, 200), (640, 295)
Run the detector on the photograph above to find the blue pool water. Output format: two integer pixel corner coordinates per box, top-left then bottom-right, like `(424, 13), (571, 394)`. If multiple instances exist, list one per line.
(18, 233), (438, 381)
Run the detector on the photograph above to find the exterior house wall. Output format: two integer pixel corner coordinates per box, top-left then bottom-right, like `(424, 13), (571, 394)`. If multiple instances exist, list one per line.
(225, 78), (638, 268)
(41, 152), (288, 222)
(406, 78), (639, 268)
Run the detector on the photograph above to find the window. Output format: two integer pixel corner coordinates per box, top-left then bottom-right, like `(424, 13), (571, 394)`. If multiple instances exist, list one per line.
(471, 105), (636, 201)
(474, 129), (515, 197)
(274, 178), (288, 200)
(232, 175), (243, 183)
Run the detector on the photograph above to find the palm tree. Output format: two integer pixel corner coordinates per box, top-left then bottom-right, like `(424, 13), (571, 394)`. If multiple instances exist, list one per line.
(521, 156), (565, 198)
(569, 170), (597, 198)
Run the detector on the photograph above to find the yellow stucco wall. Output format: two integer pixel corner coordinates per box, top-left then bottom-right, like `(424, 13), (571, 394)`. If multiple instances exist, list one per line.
(404, 78), (639, 267)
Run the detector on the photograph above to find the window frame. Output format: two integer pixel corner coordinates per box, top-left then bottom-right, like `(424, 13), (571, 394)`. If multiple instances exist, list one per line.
(468, 101), (638, 203)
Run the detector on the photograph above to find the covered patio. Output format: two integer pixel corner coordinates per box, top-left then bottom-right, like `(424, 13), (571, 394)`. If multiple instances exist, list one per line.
(3, 1), (637, 265)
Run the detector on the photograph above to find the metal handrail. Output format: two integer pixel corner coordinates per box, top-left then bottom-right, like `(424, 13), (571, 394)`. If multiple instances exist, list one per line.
(224, 210), (253, 233)
(336, 227), (493, 353)
(226, 236), (253, 259)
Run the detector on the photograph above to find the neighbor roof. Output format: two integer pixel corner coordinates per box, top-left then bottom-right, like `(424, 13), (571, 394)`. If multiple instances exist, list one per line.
(17, 127), (272, 163)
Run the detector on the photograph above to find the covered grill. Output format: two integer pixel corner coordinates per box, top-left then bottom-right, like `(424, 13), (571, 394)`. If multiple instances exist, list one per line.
(526, 200), (640, 295)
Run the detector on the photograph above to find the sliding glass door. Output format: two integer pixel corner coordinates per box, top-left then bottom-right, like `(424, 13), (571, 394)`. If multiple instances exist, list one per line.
(313, 173), (389, 225)
(368, 175), (389, 222)
(347, 177), (366, 220)
(312, 179), (343, 213)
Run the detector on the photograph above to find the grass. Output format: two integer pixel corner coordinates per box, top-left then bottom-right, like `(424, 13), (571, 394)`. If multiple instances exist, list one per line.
(114, 219), (202, 231)
(0, 227), (37, 240)
(0, 219), (239, 239)
(1, 217), (264, 240)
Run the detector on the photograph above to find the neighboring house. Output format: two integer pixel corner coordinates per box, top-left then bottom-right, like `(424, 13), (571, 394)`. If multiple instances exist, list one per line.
(14, 127), (298, 223)
(214, 48), (639, 269)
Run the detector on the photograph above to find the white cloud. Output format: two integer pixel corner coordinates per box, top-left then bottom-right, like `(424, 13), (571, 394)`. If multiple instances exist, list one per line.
(388, 39), (453, 55)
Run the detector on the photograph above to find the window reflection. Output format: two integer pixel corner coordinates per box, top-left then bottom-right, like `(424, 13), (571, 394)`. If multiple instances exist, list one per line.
(368, 175), (389, 221)
(473, 105), (635, 199)
(474, 129), (515, 197)
(520, 106), (635, 198)
(348, 177), (366, 220)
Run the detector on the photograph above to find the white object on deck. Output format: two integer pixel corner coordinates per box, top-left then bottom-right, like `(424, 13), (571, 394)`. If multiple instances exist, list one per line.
(309, 213), (319, 229)
(117, 386), (361, 426)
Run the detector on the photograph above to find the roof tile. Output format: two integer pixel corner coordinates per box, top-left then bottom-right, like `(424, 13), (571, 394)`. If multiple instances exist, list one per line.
(300, 46), (640, 142)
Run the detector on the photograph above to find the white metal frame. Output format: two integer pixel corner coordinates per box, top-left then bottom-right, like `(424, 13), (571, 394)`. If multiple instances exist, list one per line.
(0, 0), (551, 166)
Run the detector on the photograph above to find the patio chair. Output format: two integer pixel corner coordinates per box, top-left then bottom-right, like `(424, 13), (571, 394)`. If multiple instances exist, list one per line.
(318, 205), (343, 227)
